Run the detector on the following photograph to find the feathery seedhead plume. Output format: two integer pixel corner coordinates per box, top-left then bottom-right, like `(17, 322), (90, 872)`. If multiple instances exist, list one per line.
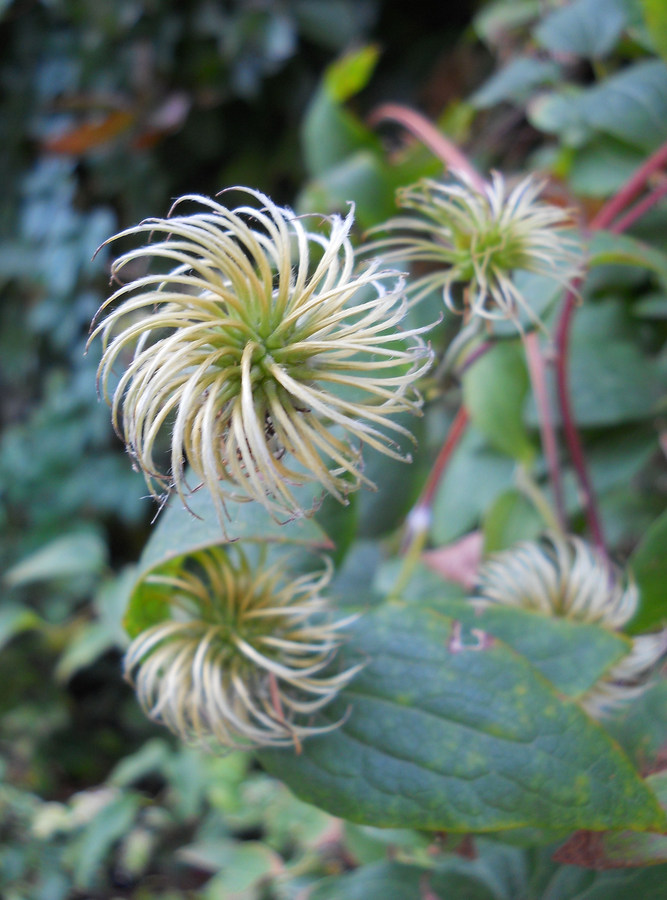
(124, 546), (360, 750)
(90, 189), (432, 524)
(474, 534), (666, 717)
(364, 170), (580, 328)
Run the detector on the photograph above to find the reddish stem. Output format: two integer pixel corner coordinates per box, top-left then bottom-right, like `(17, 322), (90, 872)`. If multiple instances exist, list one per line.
(555, 137), (667, 556)
(368, 103), (486, 191)
(589, 140), (667, 231)
(418, 406), (469, 513)
(401, 406), (469, 554)
(458, 340), (492, 374)
(608, 177), (667, 235)
(554, 287), (607, 554)
(523, 331), (567, 532)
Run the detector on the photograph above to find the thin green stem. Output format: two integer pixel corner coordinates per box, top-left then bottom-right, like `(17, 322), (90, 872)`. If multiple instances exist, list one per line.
(516, 465), (562, 535)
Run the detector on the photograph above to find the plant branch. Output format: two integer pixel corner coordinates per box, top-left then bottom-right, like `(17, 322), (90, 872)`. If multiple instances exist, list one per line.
(402, 405), (469, 548)
(554, 138), (667, 557)
(554, 284), (607, 556)
(608, 176), (667, 235)
(395, 405), (469, 596)
(522, 331), (566, 533)
(590, 139), (667, 231)
(368, 103), (486, 190)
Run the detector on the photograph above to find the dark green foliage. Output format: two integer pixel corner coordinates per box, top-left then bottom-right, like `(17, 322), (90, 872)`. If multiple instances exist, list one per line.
(2, 0), (666, 897)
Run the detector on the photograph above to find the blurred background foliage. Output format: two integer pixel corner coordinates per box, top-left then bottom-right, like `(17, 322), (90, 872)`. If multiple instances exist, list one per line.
(0, 0), (666, 897)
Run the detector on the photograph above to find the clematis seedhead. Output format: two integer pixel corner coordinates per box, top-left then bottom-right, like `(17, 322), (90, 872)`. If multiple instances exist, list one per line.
(474, 534), (666, 717)
(364, 170), (581, 329)
(91, 189), (432, 524)
(124, 545), (360, 750)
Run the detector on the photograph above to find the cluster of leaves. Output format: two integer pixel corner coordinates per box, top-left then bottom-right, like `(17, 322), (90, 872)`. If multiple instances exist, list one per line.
(1, 0), (667, 897)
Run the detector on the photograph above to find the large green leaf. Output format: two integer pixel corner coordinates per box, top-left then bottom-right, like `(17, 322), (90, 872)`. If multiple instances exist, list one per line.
(260, 604), (664, 833)
(462, 340), (534, 462)
(534, 0), (628, 59)
(135, 481), (331, 578)
(555, 771), (667, 868)
(606, 678), (667, 768)
(528, 61), (667, 151)
(422, 597), (631, 700)
(628, 509), (667, 631)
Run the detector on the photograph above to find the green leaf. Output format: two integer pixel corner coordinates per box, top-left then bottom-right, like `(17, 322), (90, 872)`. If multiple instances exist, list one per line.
(316, 491), (358, 566)
(589, 230), (667, 290)
(201, 842), (282, 896)
(107, 738), (172, 788)
(260, 604), (664, 832)
(357, 410), (427, 539)
(301, 51), (381, 177)
(462, 340), (535, 462)
(568, 138), (645, 197)
(293, 1), (375, 51)
(0, 602), (43, 651)
(474, 0), (541, 48)
(472, 57), (562, 108)
(528, 89), (592, 146)
(628, 509), (667, 631)
(54, 621), (118, 683)
(421, 597), (631, 700)
(70, 792), (140, 888)
(541, 860), (667, 898)
(640, 0), (667, 63)
(606, 678), (667, 768)
(634, 292), (667, 318)
(135, 481), (331, 588)
(534, 0), (628, 58)
(431, 427), (516, 545)
(324, 45), (380, 102)
(529, 61), (667, 151)
(342, 823), (431, 865)
(4, 530), (107, 587)
(579, 60), (667, 151)
(524, 339), (664, 428)
(299, 151), (398, 230)
(483, 489), (543, 553)
(299, 145), (442, 229)
(310, 860), (502, 900)
(560, 772), (667, 868)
